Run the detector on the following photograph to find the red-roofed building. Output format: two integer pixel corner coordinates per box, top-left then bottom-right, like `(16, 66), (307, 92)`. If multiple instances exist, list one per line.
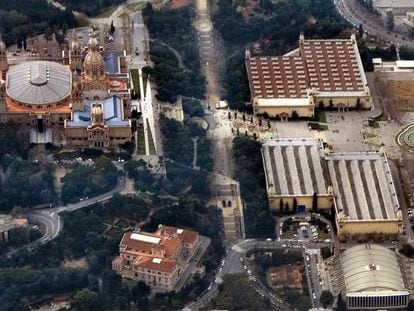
(112, 225), (200, 291)
(246, 33), (371, 119)
(266, 265), (303, 292)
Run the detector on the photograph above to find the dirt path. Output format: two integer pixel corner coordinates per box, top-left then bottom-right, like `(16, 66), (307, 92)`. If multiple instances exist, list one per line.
(193, 0), (234, 177)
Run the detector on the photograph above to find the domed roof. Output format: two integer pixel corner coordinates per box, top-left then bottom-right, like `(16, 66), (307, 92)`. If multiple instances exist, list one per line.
(6, 61), (71, 105)
(84, 51), (104, 69)
(83, 33), (105, 79)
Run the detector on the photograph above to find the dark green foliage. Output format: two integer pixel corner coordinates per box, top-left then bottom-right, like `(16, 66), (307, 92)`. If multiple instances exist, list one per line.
(399, 243), (414, 258)
(225, 51), (251, 111)
(61, 156), (118, 203)
(0, 122), (28, 158)
(131, 281), (151, 303)
(206, 274), (273, 310)
(71, 289), (98, 311)
(103, 193), (150, 222)
(358, 41), (399, 71)
(182, 98), (205, 117)
(7, 227), (41, 247)
(233, 137), (275, 237)
(0, 159), (57, 212)
(0, 267), (89, 310)
(400, 46), (414, 60)
(319, 290), (334, 308)
(0, 0), (76, 46)
(143, 5), (205, 102)
(320, 246), (333, 259)
(161, 117), (194, 166)
(283, 288), (311, 311)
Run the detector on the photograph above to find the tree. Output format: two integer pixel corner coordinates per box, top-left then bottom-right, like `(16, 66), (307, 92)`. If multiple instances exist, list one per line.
(399, 244), (414, 258)
(44, 27), (53, 44)
(292, 198), (297, 214)
(110, 20), (116, 35)
(312, 192), (318, 212)
(131, 281), (152, 303)
(279, 199), (284, 213)
(386, 10), (394, 31)
(284, 201), (289, 212)
(320, 247), (332, 259)
(319, 290), (334, 308)
(71, 289), (98, 311)
(10, 206), (22, 218)
(337, 293), (347, 311)
(358, 23), (364, 37)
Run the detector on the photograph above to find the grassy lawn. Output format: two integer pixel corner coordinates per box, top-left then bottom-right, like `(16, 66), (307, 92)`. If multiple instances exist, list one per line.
(281, 227), (294, 239)
(317, 229), (330, 240)
(314, 110), (327, 123)
(136, 126), (146, 155)
(308, 122), (328, 131)
(130, 69), (140, 98)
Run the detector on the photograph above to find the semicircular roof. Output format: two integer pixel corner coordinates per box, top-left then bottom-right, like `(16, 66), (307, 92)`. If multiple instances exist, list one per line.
(6, 61), (71, 105)
(341, 244), (406, 293)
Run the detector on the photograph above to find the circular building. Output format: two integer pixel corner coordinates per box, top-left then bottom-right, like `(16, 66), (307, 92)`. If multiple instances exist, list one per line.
(338, 244), (409, 310)
(6, 60), (71, 107)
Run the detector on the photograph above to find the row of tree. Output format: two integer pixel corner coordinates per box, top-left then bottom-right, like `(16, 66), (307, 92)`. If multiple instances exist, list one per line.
(142, 3), (206, 103)
(233, 137), (275, 237)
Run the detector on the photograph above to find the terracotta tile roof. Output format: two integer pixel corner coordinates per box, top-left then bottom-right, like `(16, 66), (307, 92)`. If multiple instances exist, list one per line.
(5, 97), (71, 113)
(246, 37), (365, 100)
(300, 39), (364, 92)
(135, 256), (178, 274)
(120, 231), (181, 258)
(267, 266), (302, 290)
(156, 225), (198, 245)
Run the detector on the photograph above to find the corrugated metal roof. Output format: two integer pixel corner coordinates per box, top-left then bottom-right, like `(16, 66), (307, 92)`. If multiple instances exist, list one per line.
(341, 244), (406, 293)
(6, 61), (71, 105)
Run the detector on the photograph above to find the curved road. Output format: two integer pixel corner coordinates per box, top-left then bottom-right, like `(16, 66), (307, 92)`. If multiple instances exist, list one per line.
(4, 175), (126, 258)
(335, 0), (414, 47)
(183, 239), (332, 310)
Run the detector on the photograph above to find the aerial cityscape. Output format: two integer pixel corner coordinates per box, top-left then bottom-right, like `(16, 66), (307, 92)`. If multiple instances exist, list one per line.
(1, 0), (414, 310)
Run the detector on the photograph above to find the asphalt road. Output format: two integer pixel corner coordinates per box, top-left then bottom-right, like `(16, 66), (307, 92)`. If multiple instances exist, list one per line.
(130, 11), (148, 69)
(183, 239), (332, 310)
(334, 0), (414, 47)
(4, 175), (126, 258)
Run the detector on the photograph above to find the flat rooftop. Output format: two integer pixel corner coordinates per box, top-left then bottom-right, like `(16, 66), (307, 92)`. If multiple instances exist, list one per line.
(326, 152), (400, 221)
(262, 139), (329, 196)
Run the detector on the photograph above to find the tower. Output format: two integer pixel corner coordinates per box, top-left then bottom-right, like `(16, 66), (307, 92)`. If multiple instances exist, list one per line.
(83, 33), (105, 82)
(0, 79), (6, 123)
(69, 31), (82, 72)
(71, 70), (83, 111)
(82, 32), (108, 100)
(299, 31), (305, 47)
(0, 35), (8, 78)
(91, 103), (104, 125)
